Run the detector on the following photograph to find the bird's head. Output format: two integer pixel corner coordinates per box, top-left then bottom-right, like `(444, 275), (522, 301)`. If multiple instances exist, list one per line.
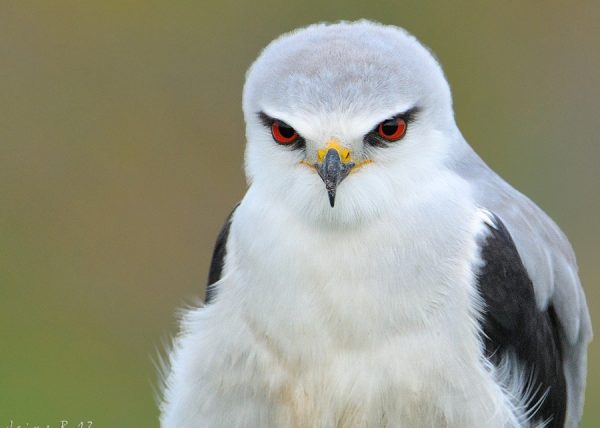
(242, 21), (460, 226)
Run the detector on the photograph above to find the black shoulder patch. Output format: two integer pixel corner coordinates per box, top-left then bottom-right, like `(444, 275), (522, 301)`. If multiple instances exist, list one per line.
(477, 213), (566, 427)
(205, 204), (239, 304)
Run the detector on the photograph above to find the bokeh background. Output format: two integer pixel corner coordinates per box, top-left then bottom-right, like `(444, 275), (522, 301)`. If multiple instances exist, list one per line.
(1, 1), (598, 426)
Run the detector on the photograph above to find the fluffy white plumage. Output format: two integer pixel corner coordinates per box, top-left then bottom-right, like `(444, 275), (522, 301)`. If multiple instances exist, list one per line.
(160, 21), (591, 427)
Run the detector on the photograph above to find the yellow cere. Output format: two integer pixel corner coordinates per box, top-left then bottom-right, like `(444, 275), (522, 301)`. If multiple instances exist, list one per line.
(299, 139), (374, 172)
(317, 139), (352, 164)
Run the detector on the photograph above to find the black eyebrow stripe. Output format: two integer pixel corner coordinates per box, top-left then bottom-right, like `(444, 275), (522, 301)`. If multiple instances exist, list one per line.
(400, 106), (420, 122)
(257, 112), (296, 129)
(375, 106), (420, 129)
(257, 111), (274, 127)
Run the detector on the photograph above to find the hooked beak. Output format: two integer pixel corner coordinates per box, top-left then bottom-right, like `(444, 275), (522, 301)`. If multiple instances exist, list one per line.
(314, 140), (355, 207)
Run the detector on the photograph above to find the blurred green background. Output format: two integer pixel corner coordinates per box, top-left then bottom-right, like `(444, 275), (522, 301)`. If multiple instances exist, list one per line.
(1, 1), (598, 426)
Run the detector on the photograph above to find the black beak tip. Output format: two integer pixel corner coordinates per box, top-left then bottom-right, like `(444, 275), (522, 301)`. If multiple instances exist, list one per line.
(328, 191), (336, 207)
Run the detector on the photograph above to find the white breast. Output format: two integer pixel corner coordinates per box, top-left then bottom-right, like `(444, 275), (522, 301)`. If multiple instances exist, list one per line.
(161, 171), (527, 428)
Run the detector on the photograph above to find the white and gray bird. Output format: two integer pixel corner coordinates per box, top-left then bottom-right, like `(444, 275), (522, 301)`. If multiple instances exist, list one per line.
(160, 21), (592, 428)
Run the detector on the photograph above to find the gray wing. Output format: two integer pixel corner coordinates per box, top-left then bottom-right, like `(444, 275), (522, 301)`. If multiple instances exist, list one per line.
(452, 144), (592, 427)
(205, 204), (239, 304)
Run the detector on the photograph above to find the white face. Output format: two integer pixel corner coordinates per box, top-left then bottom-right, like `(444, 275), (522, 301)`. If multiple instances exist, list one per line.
(242, 21), (459, 227)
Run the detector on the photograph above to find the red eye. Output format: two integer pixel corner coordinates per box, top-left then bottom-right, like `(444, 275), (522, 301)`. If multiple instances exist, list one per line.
(271, 121), (299, 145)
(377, 117), (407, 141)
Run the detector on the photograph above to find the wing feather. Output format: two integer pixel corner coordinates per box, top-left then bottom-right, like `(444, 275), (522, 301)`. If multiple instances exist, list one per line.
(453, 145), (592, 427)
(205, 204), (239, 304)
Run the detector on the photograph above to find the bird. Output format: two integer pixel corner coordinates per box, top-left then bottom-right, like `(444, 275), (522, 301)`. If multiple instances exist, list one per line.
(160, 21), (592, 428)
